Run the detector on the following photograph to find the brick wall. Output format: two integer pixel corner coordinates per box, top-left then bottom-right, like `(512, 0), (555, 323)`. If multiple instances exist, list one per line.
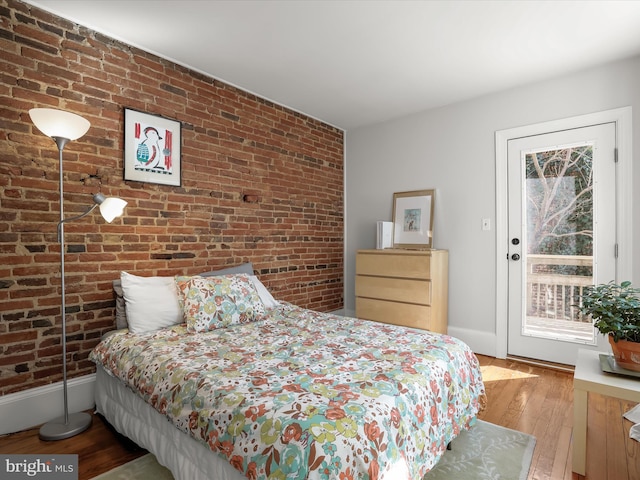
(0, 0), (344, 395)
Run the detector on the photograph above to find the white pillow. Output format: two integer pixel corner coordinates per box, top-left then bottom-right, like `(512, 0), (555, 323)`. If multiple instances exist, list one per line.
(249, 275), (279, 309)
(120, 272), (182, 333)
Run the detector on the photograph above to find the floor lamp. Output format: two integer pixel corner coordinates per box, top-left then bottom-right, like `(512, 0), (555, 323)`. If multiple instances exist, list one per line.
(29, 108), (127, 441)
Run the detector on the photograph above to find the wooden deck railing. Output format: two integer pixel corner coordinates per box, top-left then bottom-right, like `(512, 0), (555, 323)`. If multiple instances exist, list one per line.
(526, 254), (593, 323)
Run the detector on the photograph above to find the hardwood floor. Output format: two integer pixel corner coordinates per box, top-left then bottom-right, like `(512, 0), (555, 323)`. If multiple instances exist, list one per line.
(477, 355), (640, 480)
(0, 355), (638, 479)
(0, 413), (147, 479)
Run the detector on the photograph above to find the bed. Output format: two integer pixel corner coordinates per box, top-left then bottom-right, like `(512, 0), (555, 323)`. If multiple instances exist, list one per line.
(90, 266), (486, 480)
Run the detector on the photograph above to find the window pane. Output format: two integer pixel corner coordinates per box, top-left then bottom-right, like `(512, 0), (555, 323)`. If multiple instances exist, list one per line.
(523, 145), (595, 343)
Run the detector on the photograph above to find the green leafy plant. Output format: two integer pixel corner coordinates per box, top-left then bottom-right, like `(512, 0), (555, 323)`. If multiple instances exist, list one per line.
(578, 281), (640, 343)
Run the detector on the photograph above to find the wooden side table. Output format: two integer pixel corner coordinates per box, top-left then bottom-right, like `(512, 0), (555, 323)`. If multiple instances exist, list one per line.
(573, 348), (640, 475)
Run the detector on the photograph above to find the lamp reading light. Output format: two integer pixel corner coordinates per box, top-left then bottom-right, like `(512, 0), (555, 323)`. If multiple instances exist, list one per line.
(96, 193), (128, 223)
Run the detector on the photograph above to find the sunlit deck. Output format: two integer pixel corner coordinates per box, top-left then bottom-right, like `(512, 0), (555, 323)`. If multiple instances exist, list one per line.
(524, 254), (595, 343)
(525, 316), (595, 343)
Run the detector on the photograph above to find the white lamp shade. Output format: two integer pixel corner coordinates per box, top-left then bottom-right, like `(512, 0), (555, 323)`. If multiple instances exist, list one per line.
(98, 197), (127, 223)
(29, 108), (90, 140)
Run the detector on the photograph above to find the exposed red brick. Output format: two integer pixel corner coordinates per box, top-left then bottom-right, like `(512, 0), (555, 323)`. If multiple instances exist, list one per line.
(0, 0), (344, 396)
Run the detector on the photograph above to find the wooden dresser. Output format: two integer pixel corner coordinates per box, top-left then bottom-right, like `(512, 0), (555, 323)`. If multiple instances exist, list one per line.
(355, 249), (448, 334)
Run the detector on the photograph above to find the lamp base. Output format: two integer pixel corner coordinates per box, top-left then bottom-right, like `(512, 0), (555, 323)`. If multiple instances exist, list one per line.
(39, 411), (92, 441)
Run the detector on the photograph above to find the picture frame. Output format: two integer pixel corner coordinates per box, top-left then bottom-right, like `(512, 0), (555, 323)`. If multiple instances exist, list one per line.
(392, 189), (435, 249)
(124, 108), (182, 186)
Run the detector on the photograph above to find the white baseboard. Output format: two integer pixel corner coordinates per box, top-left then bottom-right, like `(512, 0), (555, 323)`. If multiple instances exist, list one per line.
(329, 308), (354, 317)
(447, 326), (498, 358)
(336, 308), (356, 318)
(0, 374), (96, 436)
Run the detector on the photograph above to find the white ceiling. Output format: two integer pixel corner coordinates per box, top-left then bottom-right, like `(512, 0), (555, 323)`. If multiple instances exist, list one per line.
(24, 0), (640, 130)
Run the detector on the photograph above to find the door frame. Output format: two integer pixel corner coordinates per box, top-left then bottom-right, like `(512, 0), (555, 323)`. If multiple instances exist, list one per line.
(495, 107), (633, 359)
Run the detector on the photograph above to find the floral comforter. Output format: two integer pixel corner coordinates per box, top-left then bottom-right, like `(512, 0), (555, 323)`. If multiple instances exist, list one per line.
(90, 304), (485, 480)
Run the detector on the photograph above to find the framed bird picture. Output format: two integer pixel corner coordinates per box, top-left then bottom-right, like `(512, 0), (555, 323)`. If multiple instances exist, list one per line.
(124, 108), (182, 186)
(392, 189), (435, 249)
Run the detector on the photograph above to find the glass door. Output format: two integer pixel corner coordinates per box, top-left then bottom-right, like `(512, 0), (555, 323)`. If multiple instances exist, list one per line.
(507, 123), (616, 365)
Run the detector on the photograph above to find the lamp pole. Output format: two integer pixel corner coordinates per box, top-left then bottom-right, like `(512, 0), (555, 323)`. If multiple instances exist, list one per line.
(38, 135), (93, 441)
(55, 136), (70, 428)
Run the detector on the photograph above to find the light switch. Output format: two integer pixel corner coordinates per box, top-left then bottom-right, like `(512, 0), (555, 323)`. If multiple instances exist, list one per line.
(482, 218), (491, 231)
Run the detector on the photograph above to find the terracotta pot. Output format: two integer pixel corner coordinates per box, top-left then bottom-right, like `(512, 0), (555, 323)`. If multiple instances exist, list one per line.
(608, 334), (640, 372)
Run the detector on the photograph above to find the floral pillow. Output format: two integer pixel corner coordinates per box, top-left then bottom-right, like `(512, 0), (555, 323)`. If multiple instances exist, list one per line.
(174, 274), (266, 332)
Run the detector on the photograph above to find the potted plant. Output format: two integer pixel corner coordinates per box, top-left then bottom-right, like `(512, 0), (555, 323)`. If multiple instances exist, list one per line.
(578, 280), (640, 371)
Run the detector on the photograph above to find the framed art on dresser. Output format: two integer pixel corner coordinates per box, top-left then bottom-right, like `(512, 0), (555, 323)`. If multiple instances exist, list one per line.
(392, 189), (435, 249)
(124, 108), (182, 186)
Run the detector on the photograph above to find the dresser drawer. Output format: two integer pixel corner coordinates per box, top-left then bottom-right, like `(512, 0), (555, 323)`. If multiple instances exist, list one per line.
(356, 298), (432, 331)
(355, 276), (431, 305)
(356, 252), (431, 279)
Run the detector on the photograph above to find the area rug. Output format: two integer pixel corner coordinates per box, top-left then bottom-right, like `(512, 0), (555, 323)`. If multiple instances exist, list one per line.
(91, 420), (535, 480)
(425, 420), (536, 480)
(90, 454), (173, 480)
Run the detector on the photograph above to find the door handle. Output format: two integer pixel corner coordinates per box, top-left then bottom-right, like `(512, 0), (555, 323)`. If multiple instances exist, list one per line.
(511, 253), (520, 261)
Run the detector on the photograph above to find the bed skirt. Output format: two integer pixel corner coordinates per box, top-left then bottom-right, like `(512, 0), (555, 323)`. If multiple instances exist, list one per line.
(95, 366), (242, 480)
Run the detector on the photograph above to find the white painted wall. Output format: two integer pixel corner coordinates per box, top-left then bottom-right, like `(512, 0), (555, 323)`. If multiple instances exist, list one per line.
(345, 55), (640, 356)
